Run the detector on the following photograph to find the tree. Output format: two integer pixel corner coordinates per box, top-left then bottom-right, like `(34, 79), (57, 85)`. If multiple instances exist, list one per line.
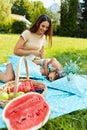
(11, 0), (33, 20)
(76, 0), (87, 38)
(11, 0), (47, 23)
(82, 0), (87, 21)
(0, 0), (12, 23)
(60, 0), (79, 37)
(30, 1), (47, 24)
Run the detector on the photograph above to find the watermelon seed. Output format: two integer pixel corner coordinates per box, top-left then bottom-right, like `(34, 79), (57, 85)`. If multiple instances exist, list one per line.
(10, 110), (17, 115)
(17, 117), (26, 123)
(36, 112), (40, 116)
(28, 114), (34, 118)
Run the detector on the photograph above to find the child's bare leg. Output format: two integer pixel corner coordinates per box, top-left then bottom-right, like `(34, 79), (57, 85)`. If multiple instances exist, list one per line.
(0, 63), (15, 82)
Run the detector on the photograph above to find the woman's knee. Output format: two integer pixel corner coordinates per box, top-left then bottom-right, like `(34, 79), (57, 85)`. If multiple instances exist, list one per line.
(4, 73), (15, 82)
(5, 63), (15, 82)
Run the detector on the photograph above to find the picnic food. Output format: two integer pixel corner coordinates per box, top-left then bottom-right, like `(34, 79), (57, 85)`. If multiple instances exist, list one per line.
(9, 80), (45, 94)
(0, 80), (45, 101)
(0, 79), (46, 108)
(0, 56), (46, 109)
(2, 92), (50, 130)
(0, 92), (9, 100)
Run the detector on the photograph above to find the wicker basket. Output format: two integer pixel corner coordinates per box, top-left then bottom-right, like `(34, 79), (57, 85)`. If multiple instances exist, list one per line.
(0, 56), (47, 108)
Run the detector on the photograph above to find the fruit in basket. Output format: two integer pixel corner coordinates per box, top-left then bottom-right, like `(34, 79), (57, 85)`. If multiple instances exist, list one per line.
(9, 85), (23, 92)
(9, 80), (46, 95)
(2, 93), (50, 130)
(23, 85), (31, 92)
(8, 92), (25, 99)
(0, 92), (9, 100)
(8, 93), (14, 99)
(9, 81), (35, 93)
(17, 92), (25, 96)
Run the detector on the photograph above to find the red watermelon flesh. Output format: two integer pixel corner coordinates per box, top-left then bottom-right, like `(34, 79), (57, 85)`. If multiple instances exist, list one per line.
(2, 92), (50, 130)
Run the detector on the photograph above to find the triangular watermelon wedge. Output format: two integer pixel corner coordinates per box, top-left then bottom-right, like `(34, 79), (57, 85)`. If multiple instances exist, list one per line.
(2, 92), (50, 130)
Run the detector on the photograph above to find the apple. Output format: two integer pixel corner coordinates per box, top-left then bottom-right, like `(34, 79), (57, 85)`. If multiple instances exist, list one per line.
(9, 93), (14, 99)
(17, 92), (25, 97)
(0, 92), (9, 100)
(23, 86), (31, 92)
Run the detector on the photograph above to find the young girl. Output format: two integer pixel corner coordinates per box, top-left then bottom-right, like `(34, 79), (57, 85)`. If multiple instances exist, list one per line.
(33, 58), (63, 81)
(0, 14), (53, 83)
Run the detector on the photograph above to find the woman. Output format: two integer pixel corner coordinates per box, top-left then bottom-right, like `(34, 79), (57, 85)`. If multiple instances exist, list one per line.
(14, 14), (52, 59)
(0, 14), (53, 82)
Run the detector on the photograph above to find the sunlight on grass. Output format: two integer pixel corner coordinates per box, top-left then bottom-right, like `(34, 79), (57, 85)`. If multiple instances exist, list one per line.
(45, 36), (87, 74)
(0, 34), (19, 63)
(0, 34), (87, 74)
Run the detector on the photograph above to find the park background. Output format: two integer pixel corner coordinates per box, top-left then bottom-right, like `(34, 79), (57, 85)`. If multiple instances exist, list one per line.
(0, 0), (87, 129)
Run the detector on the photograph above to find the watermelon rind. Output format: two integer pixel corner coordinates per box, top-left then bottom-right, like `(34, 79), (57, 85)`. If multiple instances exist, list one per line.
(2, 92), (50, 130)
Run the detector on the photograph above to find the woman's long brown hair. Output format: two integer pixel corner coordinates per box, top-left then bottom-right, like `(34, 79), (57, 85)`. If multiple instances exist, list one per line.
(29, 14), (53, 47)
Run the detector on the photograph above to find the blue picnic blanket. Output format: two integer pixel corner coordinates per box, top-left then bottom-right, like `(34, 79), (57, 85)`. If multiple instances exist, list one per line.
(0, 56), (87, 128)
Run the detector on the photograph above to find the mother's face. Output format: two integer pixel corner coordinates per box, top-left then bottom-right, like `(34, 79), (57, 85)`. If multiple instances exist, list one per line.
(36, 21), (49, 35)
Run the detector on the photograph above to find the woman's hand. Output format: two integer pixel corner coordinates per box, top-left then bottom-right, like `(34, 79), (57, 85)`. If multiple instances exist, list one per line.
(14, 37), (44, 58)
(33, 50), (43, 57)
(39, 46), (44, 58)
(33, 46), (45, 58)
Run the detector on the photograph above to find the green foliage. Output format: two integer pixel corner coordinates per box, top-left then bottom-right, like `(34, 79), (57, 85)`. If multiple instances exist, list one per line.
(82, 0), (87, 21)
(0, 0), (12, 23)
(11, 0), (33, 20)
(0, 18), (13, 33)
(74, 21), (87, 38)
(60, 0), (79, 37)
(75, 0), (87, 38)
(11, 0), (47, 23)
(11, 20), (27, 33)
(0, 18), (28, 34)
(29, 1), (47, 24)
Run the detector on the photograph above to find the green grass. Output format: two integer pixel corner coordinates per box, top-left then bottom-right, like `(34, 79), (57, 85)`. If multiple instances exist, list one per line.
(0, 34), (87, 130)
(45, 36), (87, 74)
(39, 108), (87, 130)
(0, 34), (19, 63)
(0, 34), (87, 74)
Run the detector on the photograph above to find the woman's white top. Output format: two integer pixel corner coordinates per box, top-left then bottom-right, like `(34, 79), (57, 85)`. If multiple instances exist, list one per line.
(21, 30), (47, 60)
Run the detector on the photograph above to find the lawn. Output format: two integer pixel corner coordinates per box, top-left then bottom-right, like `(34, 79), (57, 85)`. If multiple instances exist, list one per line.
(0, 34), (87, 74)
(0, 34), (87, 130)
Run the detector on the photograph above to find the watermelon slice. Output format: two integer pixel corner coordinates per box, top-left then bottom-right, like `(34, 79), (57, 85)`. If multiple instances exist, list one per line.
(2, 92), (50, 130)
